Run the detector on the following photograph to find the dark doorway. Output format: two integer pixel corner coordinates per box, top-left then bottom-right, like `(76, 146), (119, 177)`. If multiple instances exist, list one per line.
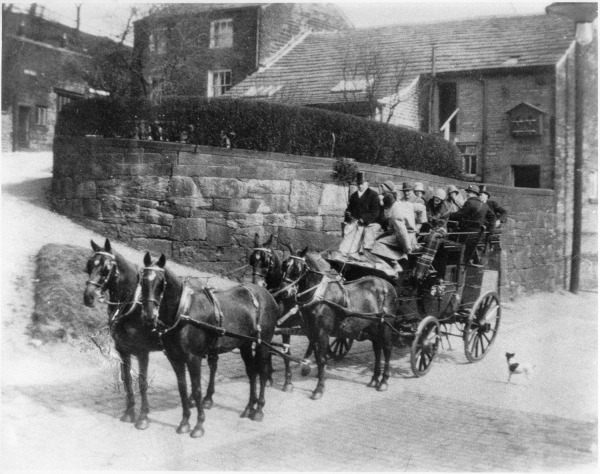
(16, 105), (31, 149)
(512, 165), (541, 188)
(438, 82), (457, 133)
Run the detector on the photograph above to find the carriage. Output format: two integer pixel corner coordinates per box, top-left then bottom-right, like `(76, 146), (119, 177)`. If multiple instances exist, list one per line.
(322, 227), (502, 377)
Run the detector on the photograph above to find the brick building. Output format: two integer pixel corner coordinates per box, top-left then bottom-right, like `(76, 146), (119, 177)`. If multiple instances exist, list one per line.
(130, 3), (351, 101)
(1, 5), (120, 152)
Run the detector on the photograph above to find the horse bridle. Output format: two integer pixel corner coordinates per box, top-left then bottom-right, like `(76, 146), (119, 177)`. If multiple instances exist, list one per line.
(140, 265), (169, 330)
(86, 251), (119, 295)
(251, 247), (276, 281)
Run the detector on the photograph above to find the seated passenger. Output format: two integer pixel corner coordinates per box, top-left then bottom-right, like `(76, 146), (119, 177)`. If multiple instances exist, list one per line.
(371, 193), (421, 275)
(339, 172), (383, 256)
(426, 188), (450, 222)
(413, 182), (427, 206)
(445, 185), (464, 213)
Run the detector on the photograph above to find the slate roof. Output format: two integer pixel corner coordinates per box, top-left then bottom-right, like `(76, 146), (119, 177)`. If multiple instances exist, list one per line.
(227, 14), (575, 106)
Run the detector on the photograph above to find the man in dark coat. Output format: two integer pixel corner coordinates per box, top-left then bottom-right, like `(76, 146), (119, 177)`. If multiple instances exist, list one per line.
(445, 184), (495, 263)
(479, 185), (508, 229)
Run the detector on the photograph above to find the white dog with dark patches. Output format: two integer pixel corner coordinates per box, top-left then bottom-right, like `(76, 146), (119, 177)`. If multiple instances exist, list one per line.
(505, 352), (535, 383)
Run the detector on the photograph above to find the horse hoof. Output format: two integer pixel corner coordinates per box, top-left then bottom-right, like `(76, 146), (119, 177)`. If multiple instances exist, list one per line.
(377, 383), (388, 392)
(310, 391), (323, 401)
(301, 365), (311, 377)
(135, 418), (149, 430)
(240, 408), (254, 419)
(176, 423), (191, 434)
(251, 411), (264, 422)
(190, 426), (205, 438)
(120, 412), (135, 423)
(282, 383), (294, 393)
(267, 378), (274, 387)
(367, 379), (378, 388)
(201, 399), (213, 410)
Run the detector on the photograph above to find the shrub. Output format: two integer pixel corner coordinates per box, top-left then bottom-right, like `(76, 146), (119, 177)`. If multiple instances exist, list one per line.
(56, 97), (463, 178)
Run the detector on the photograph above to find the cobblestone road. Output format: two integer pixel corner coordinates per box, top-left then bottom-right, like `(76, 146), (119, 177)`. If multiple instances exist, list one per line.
(1, 152), (597, 471)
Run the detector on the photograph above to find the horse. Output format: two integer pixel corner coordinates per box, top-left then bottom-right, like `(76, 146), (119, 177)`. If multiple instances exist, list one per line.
(280, 247), (399, 400)
(140, 252), (279, 438)
(83, 239), (161, 430)
(249, 233), (317, 391)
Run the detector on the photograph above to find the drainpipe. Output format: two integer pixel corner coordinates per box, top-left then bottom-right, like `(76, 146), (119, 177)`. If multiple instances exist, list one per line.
(428, 45), (436, 133)
(255, 7), (262, 69)
(479, 76), (487, 182)
(546, 3), (597, 294)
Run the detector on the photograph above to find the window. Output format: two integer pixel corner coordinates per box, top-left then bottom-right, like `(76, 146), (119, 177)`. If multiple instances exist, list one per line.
(150, 78), (165, 104)
(458, 143), (478, 176)
(512, 165), (540, 188)
(208, 70), (232, 97)
(55, 89), (84, 112)
(210, 19), (233, 49)
(439, 82), (457, 133)
(35, 106), (48, 125)
(148, 30), (167, 54)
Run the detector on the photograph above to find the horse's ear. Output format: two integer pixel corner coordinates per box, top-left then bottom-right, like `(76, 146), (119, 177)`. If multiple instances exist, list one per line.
(158, 254), (167, 268)
(254, 233), (260, 248)
(299, 246), (309, 258)
(104, 238), (112, 253)
(265, 234), (274, 247)
(143, 252), (152, 267)
(91, 239), (101, 252)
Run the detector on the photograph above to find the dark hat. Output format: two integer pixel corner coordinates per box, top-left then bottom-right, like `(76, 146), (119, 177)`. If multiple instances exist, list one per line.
(401, 182), (413, 191)
(464, 184), (480, 195)
(356, 172), (366, 184)
(383, 192), (396, 209)
(479, 185), (491, 197)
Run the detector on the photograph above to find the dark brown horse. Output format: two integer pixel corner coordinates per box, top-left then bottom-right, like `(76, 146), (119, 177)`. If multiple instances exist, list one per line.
(140, 253), (279, 438)
(83, 239), (161, 430)
(281, 248), (399, 400)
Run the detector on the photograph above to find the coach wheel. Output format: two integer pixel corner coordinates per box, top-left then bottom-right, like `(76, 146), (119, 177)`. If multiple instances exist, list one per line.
(463, 291), (501, 363)
(328, 337), (353, 361)
(410, 316), (440, 377)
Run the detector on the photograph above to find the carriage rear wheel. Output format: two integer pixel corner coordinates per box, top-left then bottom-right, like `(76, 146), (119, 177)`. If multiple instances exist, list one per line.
(463, 291), (501, 363)
(328, 337), (354, 360)
(410, 316), (440, 377)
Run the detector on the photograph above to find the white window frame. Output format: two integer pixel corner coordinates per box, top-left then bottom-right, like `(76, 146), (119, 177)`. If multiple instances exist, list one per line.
(149, 29), (167, 55)
(150, 78), (165, 104)
(457, 143), (478, 177)
(210, 19), (233, 49)
(36, 106), (48, 125)
(208, 70), (232, 98)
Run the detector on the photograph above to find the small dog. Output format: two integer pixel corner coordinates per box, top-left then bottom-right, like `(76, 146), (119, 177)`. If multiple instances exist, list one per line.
(505, 352), (535, 383)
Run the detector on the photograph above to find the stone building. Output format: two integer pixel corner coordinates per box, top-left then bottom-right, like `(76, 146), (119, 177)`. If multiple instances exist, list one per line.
(130, 3), (352, 101)
(1, 5), (119, 152)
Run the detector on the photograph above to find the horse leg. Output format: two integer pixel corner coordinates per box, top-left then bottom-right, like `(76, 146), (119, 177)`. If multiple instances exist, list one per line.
(187, 356), (205, 438)
(378, 337), (393, 392)
(201, 352), (218, 409)
(251, 343), (270, 422)
(368, 338), (382, 389)
(134, 351), (150, 430)
(310, 332), (329, 400)
(117, 350), (136, 423)
(300, 342), (313, 377)
(166, 354), (192, 434)
(281, 334), (294, 392)
(239, 343), (258, 419)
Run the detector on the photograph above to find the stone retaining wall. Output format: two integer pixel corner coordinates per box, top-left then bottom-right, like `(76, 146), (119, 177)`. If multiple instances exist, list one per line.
(52, 136), (564, 297)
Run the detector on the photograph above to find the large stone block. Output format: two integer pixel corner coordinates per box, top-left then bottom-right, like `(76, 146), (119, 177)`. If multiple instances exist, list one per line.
(246, 179), (291, 195)
(207, 222), (233, 246)
(258, 194), (289, 214)
(227, 213), (264, 228)
(168, 176), (198, 198)
(96, 179), (125, 197)
(264, 213), (296, 228)
(289, 181), (322, 214)
(132, 238), (172, 257)
(214, 198), (262, 213)
(76, 181), (97, 199)
(319, 184), (348, 215)
(296, 216), (323, 232)
(170, 218), (207, 241)
(323, 216), (344, 232)
(195, 177), (247, 199)
(127, 176), (169, 201)
(142, 209), (174, 226)
(124, 223), (170, 239)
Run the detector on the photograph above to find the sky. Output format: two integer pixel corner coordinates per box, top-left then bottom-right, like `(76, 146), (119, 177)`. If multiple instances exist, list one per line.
(18, 1), (555, 44)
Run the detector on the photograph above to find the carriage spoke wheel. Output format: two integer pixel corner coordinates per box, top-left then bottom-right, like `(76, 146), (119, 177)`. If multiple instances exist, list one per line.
(463, 291), (501, 363)
(410, 316), (440, 377)
(328, 337), (354, 361)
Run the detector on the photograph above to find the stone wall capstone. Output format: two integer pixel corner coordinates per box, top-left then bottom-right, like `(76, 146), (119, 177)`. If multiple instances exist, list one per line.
(52, 136), (563, 296)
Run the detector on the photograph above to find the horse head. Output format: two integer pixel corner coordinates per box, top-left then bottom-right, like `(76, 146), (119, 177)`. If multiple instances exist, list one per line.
(140, 252), (167, 328)
(84, 238), (119, 307)
(249, 233), (281, 289)
(279, 245), (310, 300)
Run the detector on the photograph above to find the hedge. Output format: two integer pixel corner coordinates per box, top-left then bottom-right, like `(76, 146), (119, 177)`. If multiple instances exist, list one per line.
(56, 97), (463, 178)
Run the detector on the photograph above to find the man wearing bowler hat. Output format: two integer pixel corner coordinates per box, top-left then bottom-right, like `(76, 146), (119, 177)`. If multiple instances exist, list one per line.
(479, 185), (508, 229)
(340, 172), (382, 255)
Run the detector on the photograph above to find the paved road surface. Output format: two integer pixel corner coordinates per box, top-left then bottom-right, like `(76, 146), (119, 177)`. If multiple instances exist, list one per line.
(1, 152), (597, 471)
